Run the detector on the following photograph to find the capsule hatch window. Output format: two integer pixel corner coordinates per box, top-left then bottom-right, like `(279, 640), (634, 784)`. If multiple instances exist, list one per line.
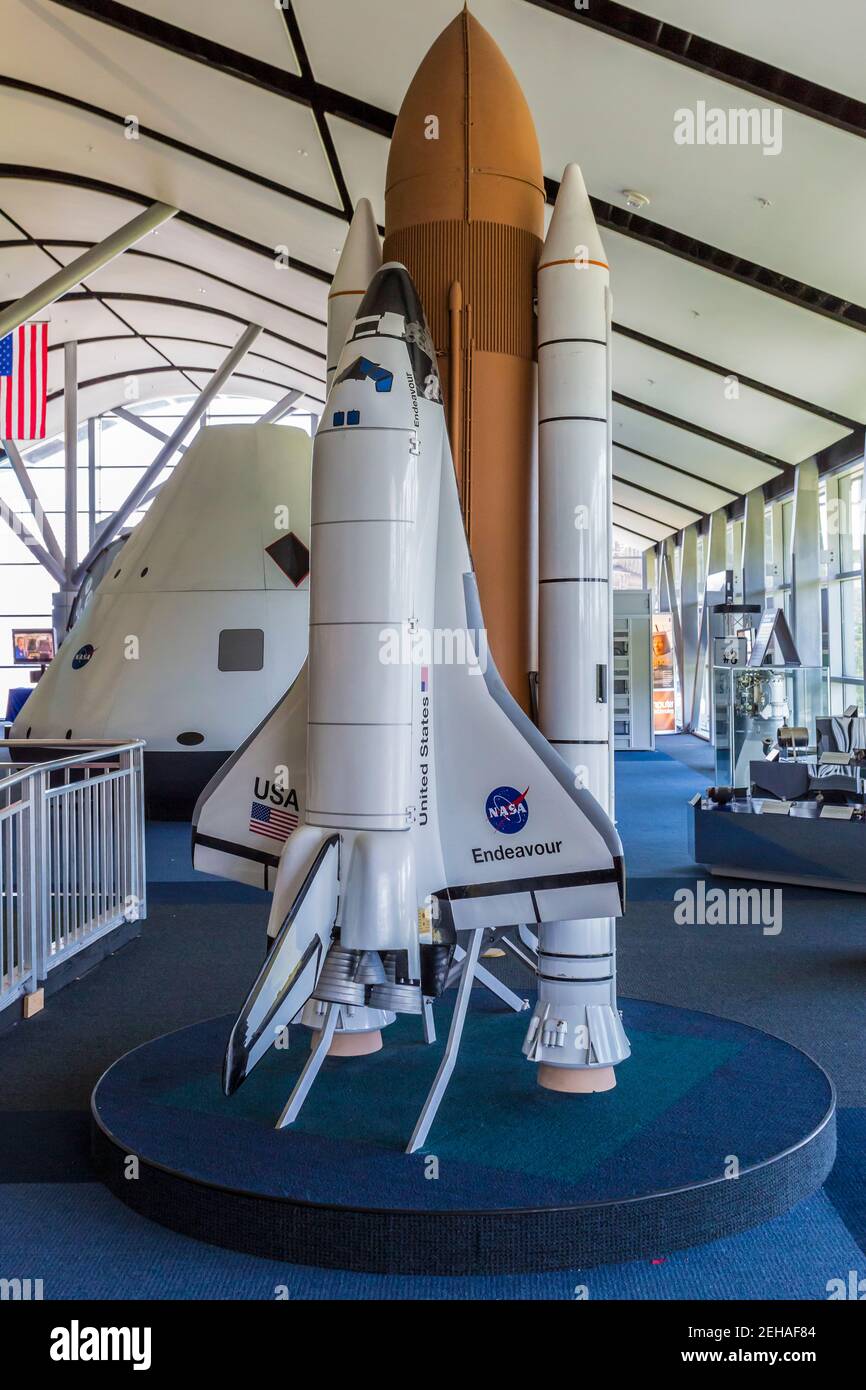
(218, 629), (265, 672)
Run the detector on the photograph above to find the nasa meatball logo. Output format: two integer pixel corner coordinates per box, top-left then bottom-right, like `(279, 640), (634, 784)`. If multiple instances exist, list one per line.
(486, 785), (529, 835)
(71, 644), (95, 671)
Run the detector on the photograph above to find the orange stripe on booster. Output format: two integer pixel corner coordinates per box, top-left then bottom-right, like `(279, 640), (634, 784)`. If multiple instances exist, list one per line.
(327, 288), (367, 300)
(537, 257), (609, 272)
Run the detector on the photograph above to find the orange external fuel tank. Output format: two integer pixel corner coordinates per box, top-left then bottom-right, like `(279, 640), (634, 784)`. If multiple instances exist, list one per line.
(383, 9), (546, 710)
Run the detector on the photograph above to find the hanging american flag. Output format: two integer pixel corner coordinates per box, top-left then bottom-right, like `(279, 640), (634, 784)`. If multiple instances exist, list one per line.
(0, 322), (49, 441)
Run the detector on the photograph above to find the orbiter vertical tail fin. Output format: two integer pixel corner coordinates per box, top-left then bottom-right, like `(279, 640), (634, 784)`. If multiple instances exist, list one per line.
(192, 660), (308, 889)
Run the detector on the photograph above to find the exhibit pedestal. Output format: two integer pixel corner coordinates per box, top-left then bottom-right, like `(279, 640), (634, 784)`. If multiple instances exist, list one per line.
(91, 992), (835, 1276)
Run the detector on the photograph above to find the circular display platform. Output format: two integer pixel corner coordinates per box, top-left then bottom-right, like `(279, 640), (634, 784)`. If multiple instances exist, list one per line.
(92, 994), (835, 1275)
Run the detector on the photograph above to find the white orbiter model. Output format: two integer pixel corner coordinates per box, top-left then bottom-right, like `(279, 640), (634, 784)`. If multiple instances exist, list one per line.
(201, 263), (626, 1148)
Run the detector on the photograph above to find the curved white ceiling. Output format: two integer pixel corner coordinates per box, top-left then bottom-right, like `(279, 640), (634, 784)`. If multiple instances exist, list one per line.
(1, 0), (863, 543)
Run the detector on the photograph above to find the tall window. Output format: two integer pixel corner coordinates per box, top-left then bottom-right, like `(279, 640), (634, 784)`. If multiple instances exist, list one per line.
(612, 535), (644, 589)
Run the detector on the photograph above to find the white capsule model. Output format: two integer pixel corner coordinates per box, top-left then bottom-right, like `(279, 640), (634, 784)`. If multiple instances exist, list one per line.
(326, 197), (381, 396)
(530, 164), (630, 1090)
(13, 424), (312, 819)
(216, 264), (625, 1147)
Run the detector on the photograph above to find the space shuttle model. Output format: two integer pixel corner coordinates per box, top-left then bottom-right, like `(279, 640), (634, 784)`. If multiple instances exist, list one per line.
(217, 264), (625, 1139)
(194, 10), (629, 1136)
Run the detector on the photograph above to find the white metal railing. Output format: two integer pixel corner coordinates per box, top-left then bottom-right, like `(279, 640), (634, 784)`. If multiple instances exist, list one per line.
(0, 741), (146, 1013)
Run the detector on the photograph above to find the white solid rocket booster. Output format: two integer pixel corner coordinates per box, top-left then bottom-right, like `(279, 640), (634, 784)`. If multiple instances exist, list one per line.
(326, 198), (381, 396)
(529, 164), (630, 1090)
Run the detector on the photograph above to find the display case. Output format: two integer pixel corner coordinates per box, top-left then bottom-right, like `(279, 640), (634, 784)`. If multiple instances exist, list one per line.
(613, 590), (654, 751)
(711, 664), (828, 785)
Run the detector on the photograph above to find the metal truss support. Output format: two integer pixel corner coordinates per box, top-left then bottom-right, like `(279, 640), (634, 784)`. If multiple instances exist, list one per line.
(690, 509), (727, 730)
(63, 342), (78, 577)
(2, 439), (63, 564)
(790, 458), (822, 667)
(0, 202), (178, 339)
(660, 537), (684, 727)
(258, 390), (303, 423)
(87, 417), (98, 546)
(679, 525), (700, 732)
(0, 497), (65, 585)
(73, 324), (261, 583)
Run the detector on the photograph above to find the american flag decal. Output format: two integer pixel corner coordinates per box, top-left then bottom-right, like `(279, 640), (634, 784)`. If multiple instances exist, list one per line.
(0, 322), (49, 441)
(249, 799), (299, 843)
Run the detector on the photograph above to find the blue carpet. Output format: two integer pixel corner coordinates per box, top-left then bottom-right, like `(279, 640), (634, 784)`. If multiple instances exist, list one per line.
(616, 749), (706, 881)
(145, 821), (216, 881)
(1, 742), (862, 1296)
(3, 1185), (860, 1300)
(826, 1110), (866, 1251)
(615, 750), (672, 760)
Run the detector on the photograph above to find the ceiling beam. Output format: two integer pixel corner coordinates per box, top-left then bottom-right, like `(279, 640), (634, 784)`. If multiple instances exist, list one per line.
(612, 471), (703, 520)
(613, 323), (861, 432)
(0, 75), (344, 222)
(611, 517), (659, 546)
(0, 165), (333, 285)
(44, 365), (325, 410)
(0, 200), (177, 338)
(0, 238), (328, 336)
(4, 240), (327, 330)
(41, 0), (394, 139)
(0, 196), (202, 394)
(525, 0), (866, 140)
(278, 4), (352, 221)
(614, 441), (740, 502)
(615, 392), (790, 473)
(39, 3), (866, 333)
(612, 481), (700, 530)
(586, 185), (866, 335)
(36, 331), (324, 392)
(31, 291), (326, 369)
(611, 500), (675, 538)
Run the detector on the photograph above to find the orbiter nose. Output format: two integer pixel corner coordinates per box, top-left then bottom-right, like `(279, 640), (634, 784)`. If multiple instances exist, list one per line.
(348, 262), (441, 403)
(356, 261), (427, 327)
